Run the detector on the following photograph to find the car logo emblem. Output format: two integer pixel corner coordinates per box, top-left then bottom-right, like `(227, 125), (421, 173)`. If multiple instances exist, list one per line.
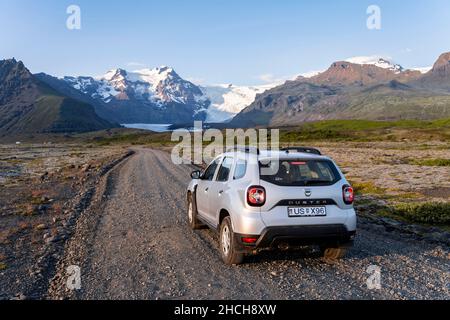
(305, 189), (312, 197)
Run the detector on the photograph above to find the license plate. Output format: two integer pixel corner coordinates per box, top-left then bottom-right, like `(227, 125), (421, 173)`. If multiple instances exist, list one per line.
(288, 207), (327, 217)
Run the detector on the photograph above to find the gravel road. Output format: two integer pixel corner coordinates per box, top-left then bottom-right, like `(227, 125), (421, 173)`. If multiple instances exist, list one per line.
(49, 148), (449, 300)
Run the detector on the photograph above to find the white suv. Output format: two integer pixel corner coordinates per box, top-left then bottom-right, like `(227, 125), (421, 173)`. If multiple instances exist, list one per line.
(187, 147), (357, 265)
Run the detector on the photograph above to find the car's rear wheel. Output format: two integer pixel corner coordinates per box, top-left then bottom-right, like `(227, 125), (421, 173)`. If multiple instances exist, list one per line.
(187, 192), (202, 230)
(320, 246), (347, 262)
(219, 217), (244, 265)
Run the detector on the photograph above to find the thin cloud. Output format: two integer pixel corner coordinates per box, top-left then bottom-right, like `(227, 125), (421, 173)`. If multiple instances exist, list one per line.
(186, 77), (205, 85)
(257, 73), (297, 85)
(126, 62), (146, 68)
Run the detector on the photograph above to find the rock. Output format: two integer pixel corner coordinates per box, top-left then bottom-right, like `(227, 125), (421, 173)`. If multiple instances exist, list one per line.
(426, 233), (448, 243)
(81, 164), (91, 172)
(35, 224), (46, 230)
(16, 293), (27, 300)
(37, 204), (48, 213)
(45, 237), (54, 244)
(40, 172), (49, 182)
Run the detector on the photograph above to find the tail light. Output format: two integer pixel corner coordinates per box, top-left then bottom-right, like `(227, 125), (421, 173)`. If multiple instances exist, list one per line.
(242, 237), (258, 245)
(247, 186), (266, 207)
(343, 185), (354, 205)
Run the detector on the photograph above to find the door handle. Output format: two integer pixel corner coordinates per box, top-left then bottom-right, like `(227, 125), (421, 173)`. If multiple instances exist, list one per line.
(205, 188), (209, 192)
(218, 190), (224, 195)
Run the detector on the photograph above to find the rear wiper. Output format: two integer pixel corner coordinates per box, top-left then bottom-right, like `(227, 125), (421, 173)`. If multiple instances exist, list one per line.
(302, 180), (331, 185)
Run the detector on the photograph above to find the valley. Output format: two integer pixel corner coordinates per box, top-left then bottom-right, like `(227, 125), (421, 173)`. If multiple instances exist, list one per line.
(2, 52), (450, 137)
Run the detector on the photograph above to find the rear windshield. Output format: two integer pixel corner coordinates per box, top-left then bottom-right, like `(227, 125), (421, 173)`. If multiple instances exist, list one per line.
(260, 159), (341, 186)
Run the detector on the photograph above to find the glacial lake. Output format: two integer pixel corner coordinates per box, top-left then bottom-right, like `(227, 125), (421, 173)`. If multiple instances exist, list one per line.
(122, 124), (172, 132)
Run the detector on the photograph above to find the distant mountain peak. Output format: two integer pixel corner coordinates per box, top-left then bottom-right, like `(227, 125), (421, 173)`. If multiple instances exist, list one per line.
(101, 68), (127, 81)
(307, 56), (422, 86)
(431, 52), (450, 72)
(154, 65), (174, 73)
(0, 58), (35, 104)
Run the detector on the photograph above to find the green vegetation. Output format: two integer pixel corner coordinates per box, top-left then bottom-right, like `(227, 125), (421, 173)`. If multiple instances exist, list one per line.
(80, 129), (173, 146)
(0, 262), (7, 271)
(351, 181), (386, 195)
(390, 203), (450, 225)
(410, 158), (450, 167)
(279, 118), (450, 142)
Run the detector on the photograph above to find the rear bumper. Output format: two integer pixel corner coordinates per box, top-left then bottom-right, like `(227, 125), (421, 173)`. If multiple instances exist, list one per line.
(235, 224), (356, 251)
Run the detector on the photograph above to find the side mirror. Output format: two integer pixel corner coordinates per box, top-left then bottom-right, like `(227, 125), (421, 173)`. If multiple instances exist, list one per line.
(191, 170), (201, 180)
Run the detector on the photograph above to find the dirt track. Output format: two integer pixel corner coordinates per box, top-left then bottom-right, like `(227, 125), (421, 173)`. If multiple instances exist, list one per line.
(48, 148), (450, 300)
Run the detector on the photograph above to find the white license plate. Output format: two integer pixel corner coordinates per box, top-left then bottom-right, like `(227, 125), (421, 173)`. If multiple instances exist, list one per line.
(288, 207), (327, 217)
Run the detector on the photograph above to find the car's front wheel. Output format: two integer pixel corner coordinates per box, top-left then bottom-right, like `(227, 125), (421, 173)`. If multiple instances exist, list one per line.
(219, 217), (244, 265)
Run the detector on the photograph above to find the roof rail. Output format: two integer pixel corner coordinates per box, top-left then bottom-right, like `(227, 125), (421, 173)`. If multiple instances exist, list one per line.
(281, 146), (322, 155)
(227, 146), (260, 155)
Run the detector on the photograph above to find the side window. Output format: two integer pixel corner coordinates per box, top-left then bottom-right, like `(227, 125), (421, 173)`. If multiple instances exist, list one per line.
(216, 157), (233, 182)
(202, 158), (220, 181)
(233, 159), (247, 180)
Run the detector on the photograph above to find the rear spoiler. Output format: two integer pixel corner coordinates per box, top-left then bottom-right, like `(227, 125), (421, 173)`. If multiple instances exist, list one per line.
(280, 147), (322, 156)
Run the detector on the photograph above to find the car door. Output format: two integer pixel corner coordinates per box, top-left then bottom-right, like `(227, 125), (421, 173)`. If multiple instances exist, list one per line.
(207, 156), (234, 224)
(196, 157), (221, 223)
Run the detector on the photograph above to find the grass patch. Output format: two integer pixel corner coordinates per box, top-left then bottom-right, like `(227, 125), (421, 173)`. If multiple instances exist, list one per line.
(302, 118), (450, 131)
(351, 181), (386, 195)
(390, 202), (450, 225)
(0, 262), (7, 271)
(410, 158), (450, 167)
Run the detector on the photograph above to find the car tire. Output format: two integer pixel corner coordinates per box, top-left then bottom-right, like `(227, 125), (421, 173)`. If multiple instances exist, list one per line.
(219, 217), (244, 265)
(320, 246), (347, 262)
(187, 192), (202, 230)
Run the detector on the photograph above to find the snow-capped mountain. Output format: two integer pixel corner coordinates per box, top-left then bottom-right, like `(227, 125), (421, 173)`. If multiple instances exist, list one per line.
(345, 56), (404, 73)
(59, 66), (276, 123)
(64, 66), (207, 108)
(56, 66), (211, 124)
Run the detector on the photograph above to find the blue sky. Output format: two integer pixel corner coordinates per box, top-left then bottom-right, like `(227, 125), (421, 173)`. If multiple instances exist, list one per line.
(0, 0), (449, 85)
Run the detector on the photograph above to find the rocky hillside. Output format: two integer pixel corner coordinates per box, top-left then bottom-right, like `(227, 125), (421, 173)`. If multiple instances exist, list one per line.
(0, 59), (116, 136)
(231, 53), (450, 127)
(414, 52), (450, 93)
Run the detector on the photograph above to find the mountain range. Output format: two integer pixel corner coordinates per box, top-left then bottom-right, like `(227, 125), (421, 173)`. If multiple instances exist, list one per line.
(36, 68), (274, 124)
(0, 52), (450, 135)
(231, 52), (450, 127)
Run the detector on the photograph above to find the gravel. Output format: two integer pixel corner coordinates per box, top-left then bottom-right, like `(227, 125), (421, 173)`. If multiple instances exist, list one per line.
(47, 148), (450, 300)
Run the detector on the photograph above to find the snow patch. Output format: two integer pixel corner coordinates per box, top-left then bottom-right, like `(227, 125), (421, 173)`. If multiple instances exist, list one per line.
(346, 56), (404, 73)
(410, 66), (432, 74)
